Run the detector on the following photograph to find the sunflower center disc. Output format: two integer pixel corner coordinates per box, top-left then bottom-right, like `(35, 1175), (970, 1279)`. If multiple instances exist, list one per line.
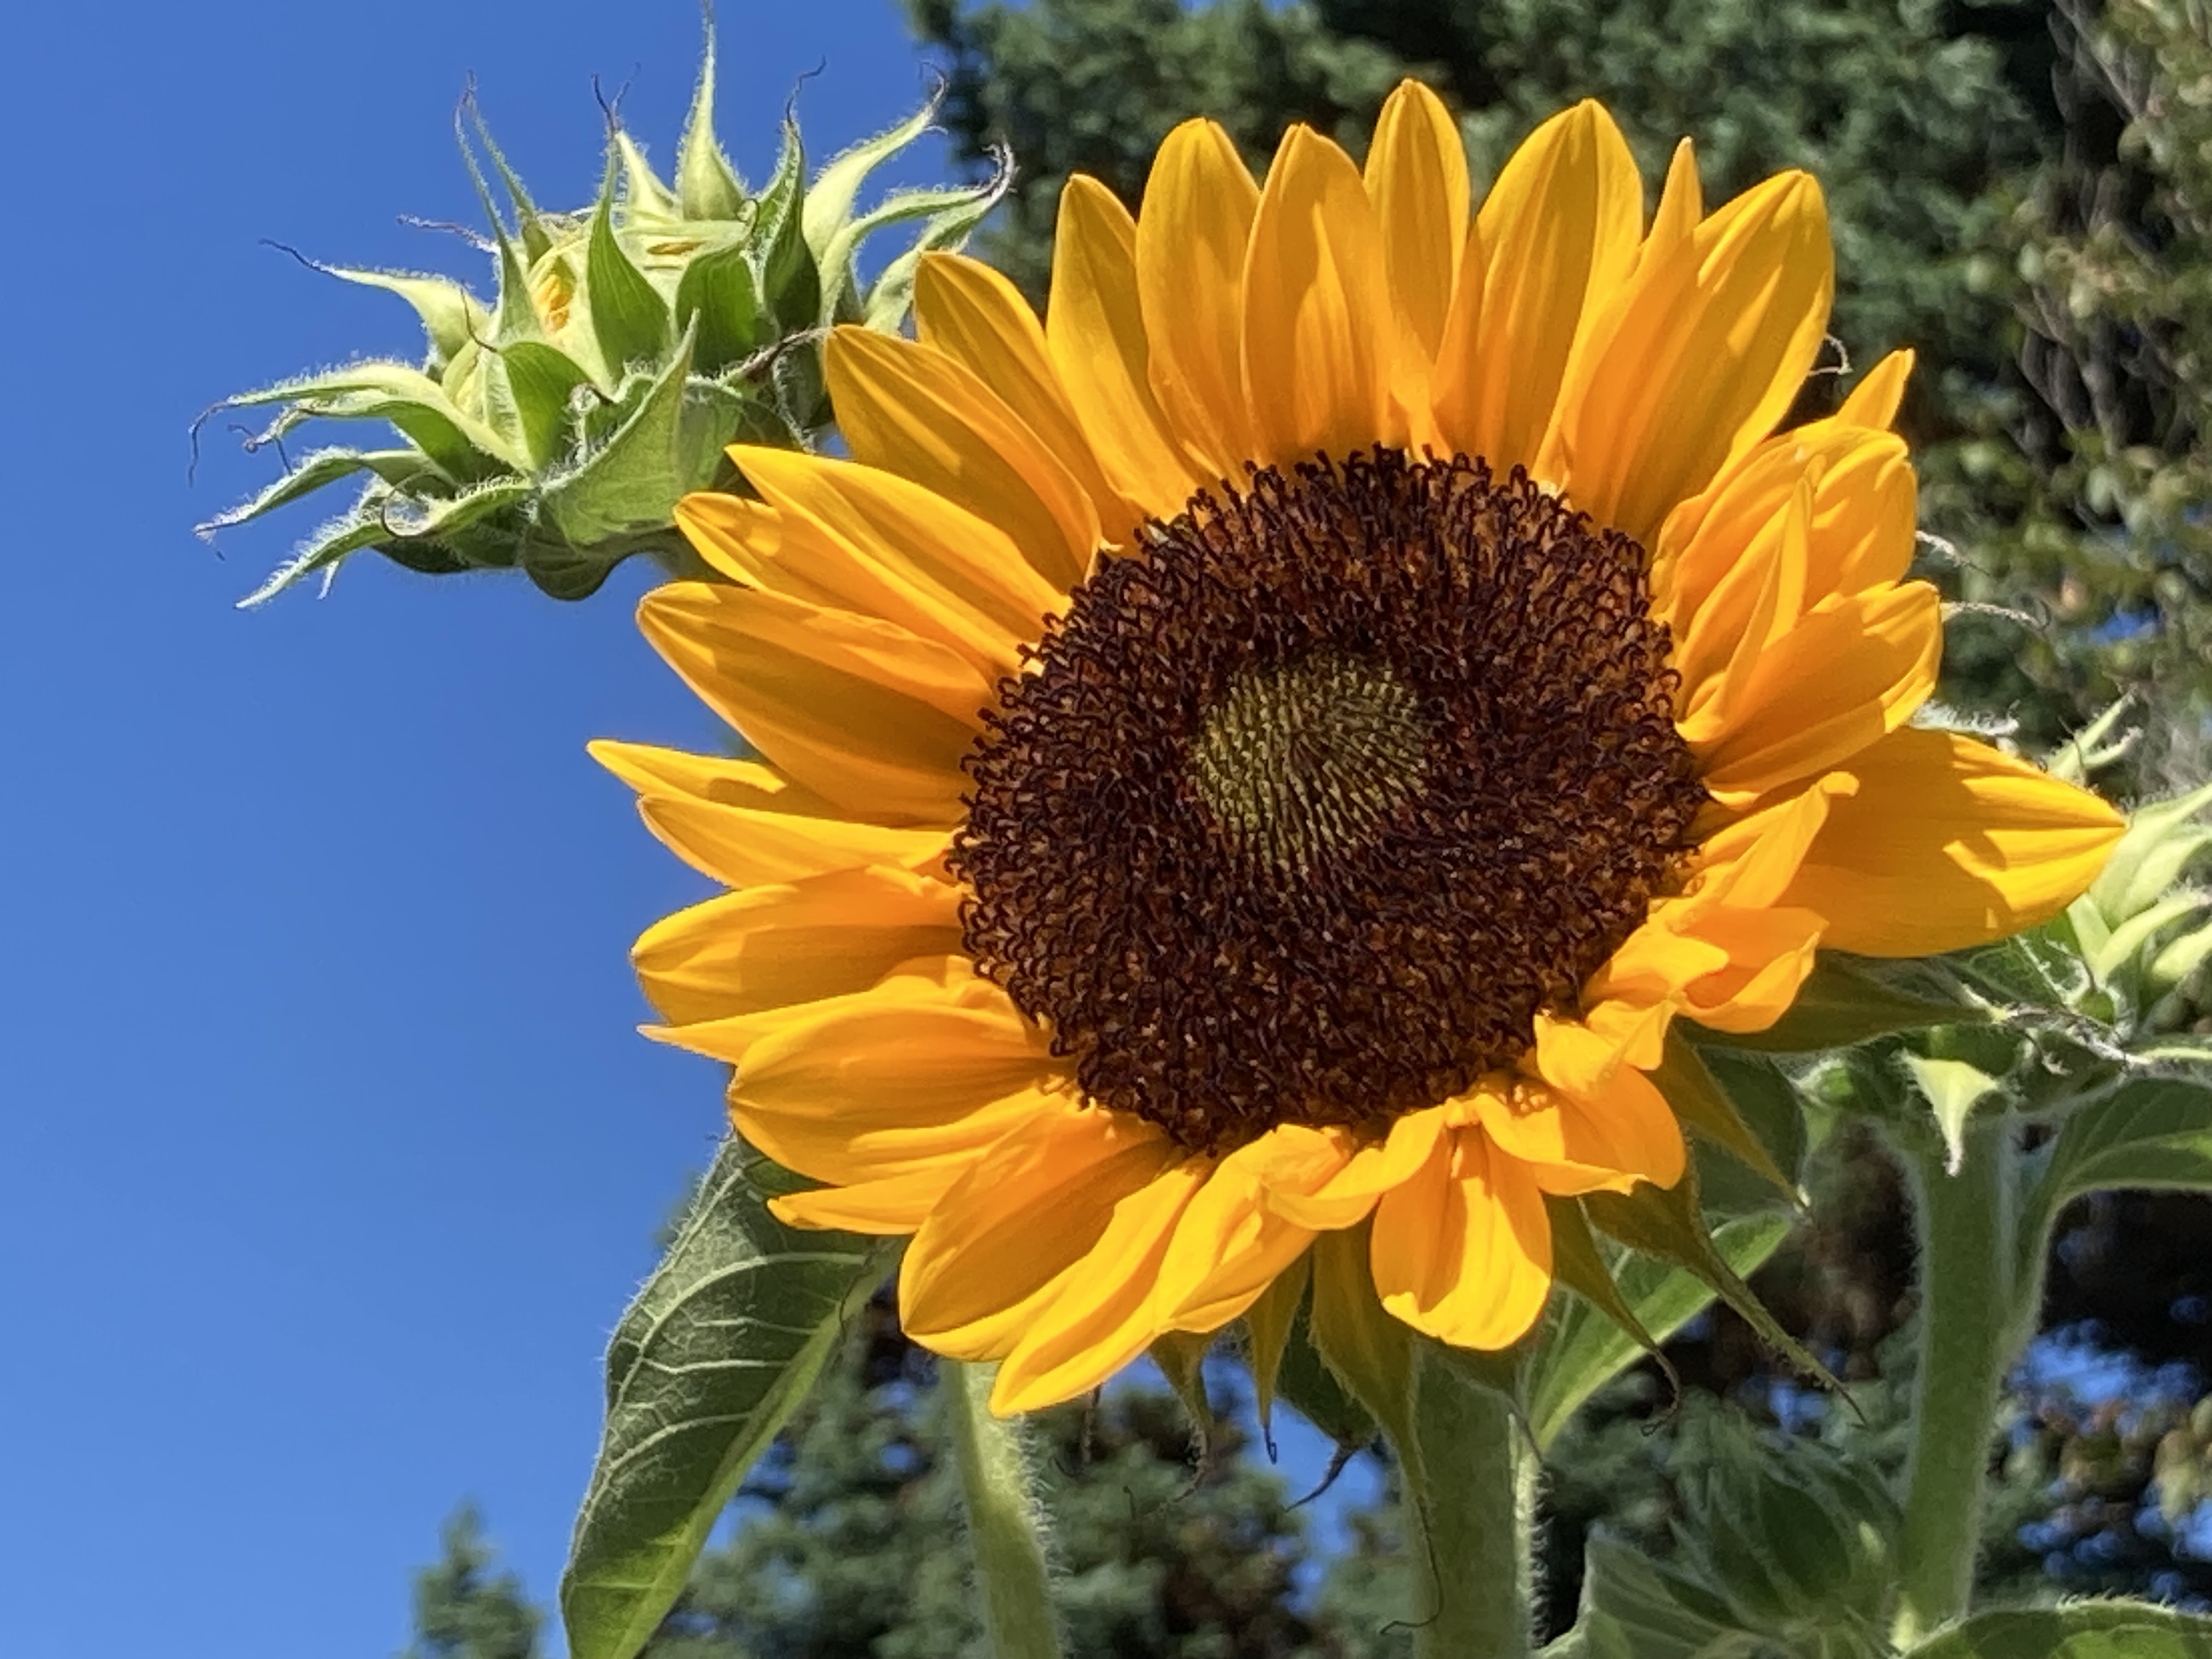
(952, 450), (1708, 1153)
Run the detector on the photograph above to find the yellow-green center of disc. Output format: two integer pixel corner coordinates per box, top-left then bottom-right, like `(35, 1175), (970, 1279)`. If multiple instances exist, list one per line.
(1187, 652), (1431, 873)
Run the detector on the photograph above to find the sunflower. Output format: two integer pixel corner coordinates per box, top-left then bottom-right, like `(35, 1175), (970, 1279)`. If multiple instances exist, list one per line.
(594, 86), (2124, 1414)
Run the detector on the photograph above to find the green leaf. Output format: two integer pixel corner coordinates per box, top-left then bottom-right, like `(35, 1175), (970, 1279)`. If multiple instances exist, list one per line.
(377, 476), (534, 543)
(1527, 1210), (1790, 1451)
(217, 360), (523, 477)
(2046, 695), (2139, 785)
(674, 376), (759, 495)
(1905, 1053), (2007, 1176)
(1148, 1330), (1214, 1429)
(1584, 1170), (1839, 1396)
(614, 130), (678, 222)
(1530, 1197), (1671, 1426)
(1672, 1417), (1899, 1637)
(491, 341), (595, 470)
(2092, 889), (2210, 981)
(464, 93), (554, 264)
(2035, 1074), (2212, 1211)
(449, 116), (545, 348)
(2090, 777), (2212, 918)
(1271, 1292), (1378, 1451)
(2152, 917), (2212, 991)
(1570, 1533), (1769, 1659)
(530, 321), (699, 594)
(1660, 1035), (1801, 1203)
(802, 93), (940, 262)
(1696, 951), (1977, 1053)
(583, 162), (673, 376)
(559, 1141), (895, 1659)
(379, 535), (480, 577)
(859, 168), (1013, 334)
(675, 18), (746, 221)
(1242, 1254), (1306, 1435)
(1301, 1225), (1409, 1446)
(301, 259), (488, 364)
(1950, 927), (2096, 1012)
(754, 112), (819, 330)
(674, 240), (769, 375)
(1904, 1602), (2212, 1657)
(195, 447), (428, 535)
(239, 499), (402, 607)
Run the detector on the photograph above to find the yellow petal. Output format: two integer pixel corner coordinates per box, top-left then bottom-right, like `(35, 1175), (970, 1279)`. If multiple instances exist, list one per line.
(1169, 1217), (1314, 1332)
(1372, 1127), (1554, 1350)
(1138, 119), (1261, 478)
(669, 493), (839, 603)
(1242, 124), (1393, 466)
(1531, 1001), (1677, 1099)
(771, 1165), (971, 1235)
(1434, 101), (1643, 479)
(589, 740), (951, 887)
(630, 865), (963, 1027)
(1678, 774), (1852, 913)
(1250, 1109), (1448, 1229)
(1473, 1071), (1684, 1196)
(1838, 347), (1915, 429)
(823, 328), (1100, 591)
(643, 954), (977, 1069)
(1046, 176), (1201, 517)
(1691, 582), (1943, 807)
(726, 444), (1064, 670)
(1364, 80), (1470, 373)
(728, 981), (1056, 1188)
(1638, 139), (1703, 274)
(1625, 773), (1851, 1034)
(1671, 470), (1818, 708)
(636, 583), (991, 826)
(900, 1101), (1183, 1358)
(678, 486), (1024, 682)
(591, 738), (830, 810)
(990, 1156), (1212, 1412)
(1658, 422), (1917, 638)
(1560, 170), (1834, 543)
(1160, 1139), (1317, 1329)
(1583, 924), (1731, 1013)
(1672, 905), (1828, 1034)
(1784, 727), (2125, 955)
(913, 251), (1149, 539)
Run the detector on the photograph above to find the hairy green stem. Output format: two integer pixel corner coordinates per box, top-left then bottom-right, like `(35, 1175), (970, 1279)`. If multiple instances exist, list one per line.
(1891, 1119), (2034, 1647)
(946, 1361), (1065, 1659)
(1402, 1352), (1536, 1659)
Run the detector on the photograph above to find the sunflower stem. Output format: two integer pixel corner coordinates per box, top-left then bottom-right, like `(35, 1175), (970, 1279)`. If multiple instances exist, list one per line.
(946, 1359), (1065, 1659)
(1891, 1116), (2036, 1646)
(1402, 1349), (1534, 1659)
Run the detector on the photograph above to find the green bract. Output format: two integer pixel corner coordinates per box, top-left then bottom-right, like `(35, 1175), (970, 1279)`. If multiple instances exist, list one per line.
(199, 32), (1007, 604)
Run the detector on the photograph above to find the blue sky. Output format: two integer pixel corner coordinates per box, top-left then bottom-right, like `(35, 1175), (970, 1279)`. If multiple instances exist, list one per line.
(0, 3), (977, 1652)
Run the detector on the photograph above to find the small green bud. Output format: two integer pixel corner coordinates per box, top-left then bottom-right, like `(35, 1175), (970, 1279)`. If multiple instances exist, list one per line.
(199, 17), (1008, 605)
(1671, 1412), (1899, 1648)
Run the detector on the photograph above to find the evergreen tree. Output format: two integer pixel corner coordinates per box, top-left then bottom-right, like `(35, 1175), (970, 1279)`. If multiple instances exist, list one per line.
(1940, 0), (2212, 766)
(637, 1294), (1385, 1659)
(403, 1506), (541, 1659)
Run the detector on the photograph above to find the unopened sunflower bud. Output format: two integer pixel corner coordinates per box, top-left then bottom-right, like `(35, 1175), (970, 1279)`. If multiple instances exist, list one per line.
(198, 22), (1008, 605)
(2069, 777), (2212, 1013)
(1672, 1413), (1899, 1647)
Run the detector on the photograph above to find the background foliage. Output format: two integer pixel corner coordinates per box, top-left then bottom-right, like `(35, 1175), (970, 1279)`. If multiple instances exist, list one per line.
(406, 0), (2212, 1650)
